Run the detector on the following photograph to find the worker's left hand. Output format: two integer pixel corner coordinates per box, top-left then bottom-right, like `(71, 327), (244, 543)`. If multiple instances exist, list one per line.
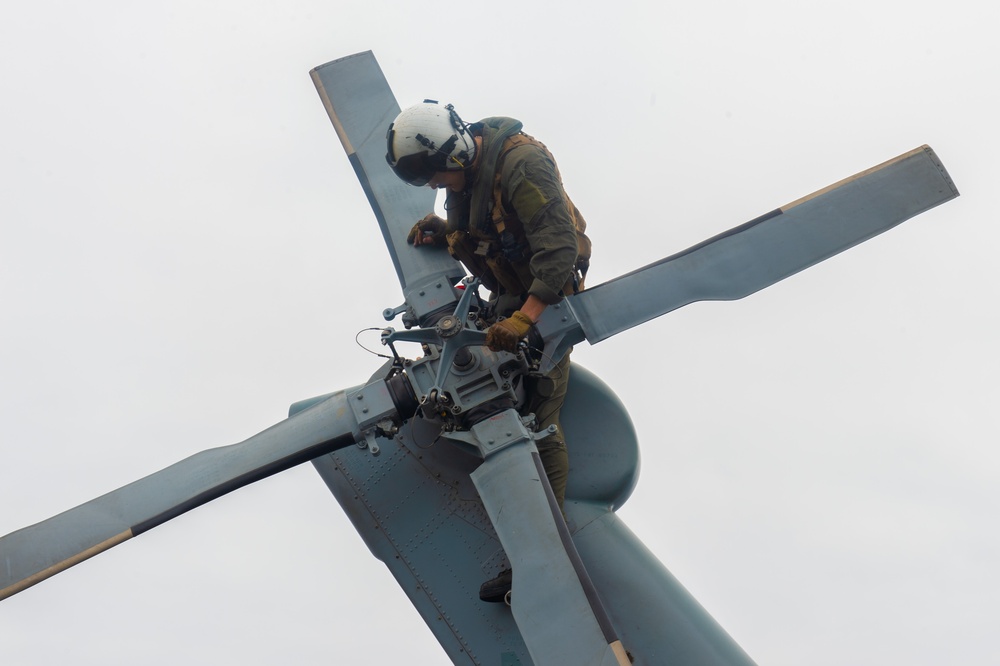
(406, 214), (448, 247)
(485, 311), (534, 353)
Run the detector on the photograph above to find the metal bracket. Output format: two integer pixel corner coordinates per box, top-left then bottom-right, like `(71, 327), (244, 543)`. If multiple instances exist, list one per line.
(382, 302), (408, 322)
(359, 429), (381, 456)
(347, 380), (400, 457)
(533, 300), (585, 375)
(439, 410), (552, 459)
(532, 424), (558, 441)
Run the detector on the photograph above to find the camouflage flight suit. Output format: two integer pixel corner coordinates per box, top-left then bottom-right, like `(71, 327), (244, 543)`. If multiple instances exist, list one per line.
(444, 116), (590, 508)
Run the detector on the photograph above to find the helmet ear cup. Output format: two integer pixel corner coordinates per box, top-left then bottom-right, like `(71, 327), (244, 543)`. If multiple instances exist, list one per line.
(385, 102), (475, 185)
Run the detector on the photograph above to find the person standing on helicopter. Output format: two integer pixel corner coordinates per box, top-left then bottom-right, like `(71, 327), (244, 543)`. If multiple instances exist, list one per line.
(385, 100), (591, 602)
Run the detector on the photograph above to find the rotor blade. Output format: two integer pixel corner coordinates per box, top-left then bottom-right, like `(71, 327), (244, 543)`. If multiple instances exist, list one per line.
(311, 51), (465, 324)
(0, 391), (359, 601)
(466, 412), (630, 666)
(538, 145), (959, 359)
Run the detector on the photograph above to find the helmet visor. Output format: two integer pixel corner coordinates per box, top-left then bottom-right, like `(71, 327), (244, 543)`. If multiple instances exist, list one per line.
(386, 151), (436, 187)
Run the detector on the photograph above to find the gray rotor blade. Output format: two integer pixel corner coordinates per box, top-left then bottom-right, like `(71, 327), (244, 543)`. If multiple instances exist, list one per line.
(464, 412), (630, 666)
(0, 391), (359, 601)
(311, 51), (465, 324)
(538, 145), (959, 361)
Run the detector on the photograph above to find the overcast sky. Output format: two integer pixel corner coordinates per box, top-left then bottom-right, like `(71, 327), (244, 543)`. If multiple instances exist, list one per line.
(1, 1), (997, 664)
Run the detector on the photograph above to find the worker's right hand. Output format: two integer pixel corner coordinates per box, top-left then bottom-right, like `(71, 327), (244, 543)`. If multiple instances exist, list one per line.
(406, 214), (448, 247)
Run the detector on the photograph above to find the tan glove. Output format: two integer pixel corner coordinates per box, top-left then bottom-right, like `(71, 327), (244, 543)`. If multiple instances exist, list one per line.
(406, 214), (448, 247)
(485, 311), (534, 353)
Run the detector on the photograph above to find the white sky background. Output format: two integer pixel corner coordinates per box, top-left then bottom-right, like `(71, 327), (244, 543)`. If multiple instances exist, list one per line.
(1, 1), (996, 664)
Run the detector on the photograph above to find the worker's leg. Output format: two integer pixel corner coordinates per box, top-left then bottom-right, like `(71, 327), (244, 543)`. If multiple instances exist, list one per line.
(521, 352), (571, 509)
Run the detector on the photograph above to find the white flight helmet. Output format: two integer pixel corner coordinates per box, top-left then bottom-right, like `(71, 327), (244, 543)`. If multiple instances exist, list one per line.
(385, 100), (476, 186)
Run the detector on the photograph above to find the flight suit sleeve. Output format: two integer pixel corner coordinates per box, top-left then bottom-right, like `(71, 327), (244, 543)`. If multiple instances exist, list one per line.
(501, 146), (579, 304)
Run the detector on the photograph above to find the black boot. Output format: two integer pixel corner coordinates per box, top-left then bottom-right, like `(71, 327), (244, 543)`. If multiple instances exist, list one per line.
(479, 568), (513, 603)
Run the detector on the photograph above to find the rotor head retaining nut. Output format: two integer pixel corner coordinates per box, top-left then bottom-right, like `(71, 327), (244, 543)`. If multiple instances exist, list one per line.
(436, 314), (462, 338)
